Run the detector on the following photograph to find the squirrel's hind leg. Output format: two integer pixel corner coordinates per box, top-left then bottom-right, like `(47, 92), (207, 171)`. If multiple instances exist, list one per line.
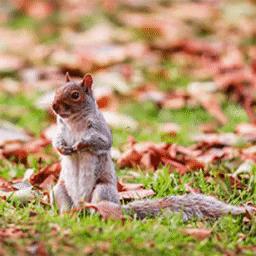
(91, 183), (120, 205)
(51, 180), (73, 214)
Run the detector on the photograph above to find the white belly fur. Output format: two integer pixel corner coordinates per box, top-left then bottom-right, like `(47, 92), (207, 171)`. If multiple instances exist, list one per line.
(60, 152), (97, 207)
(60, 123), (97, 207)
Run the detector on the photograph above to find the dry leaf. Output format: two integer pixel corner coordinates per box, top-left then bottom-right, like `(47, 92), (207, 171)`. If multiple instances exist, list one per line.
(117, 181), (144, 192)
(182, 228), (211, 240)
(29, 163), (61, 188)
(0, 227), (26, 240)
(119, 189), (155, 200)
(84, 201), (124, 221)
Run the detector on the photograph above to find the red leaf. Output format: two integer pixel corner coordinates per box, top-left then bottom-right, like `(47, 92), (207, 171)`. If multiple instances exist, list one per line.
(117, 181), (144, 192)
(0, 178), (15, 192)
(84, 201), (124, 221)
(118, 189), (155, 200)
(182, 228), (211, 240)
(0, 227), (26, 240)
(29, 163), (61, 188)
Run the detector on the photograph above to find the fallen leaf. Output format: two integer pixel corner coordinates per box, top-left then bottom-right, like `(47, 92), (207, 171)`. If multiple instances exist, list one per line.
(117, 140), (204, 173)
(188, 82), (228, 125)
(193, 133), (240, 147)
(2, 138), (50, 163)
(182, 228), (211, 240)
(0, 226), (26, 240)
(84, 201), (124, 221)
(83, 245), (95, 255)
(29, 163), (61, 188)
(117, 181), (144, 192)
(119, 189), (155, 200)
(0, 178), (14, 192)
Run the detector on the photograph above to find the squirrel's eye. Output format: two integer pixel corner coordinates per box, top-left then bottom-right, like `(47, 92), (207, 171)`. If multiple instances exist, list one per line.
(71, 91), (80, 100)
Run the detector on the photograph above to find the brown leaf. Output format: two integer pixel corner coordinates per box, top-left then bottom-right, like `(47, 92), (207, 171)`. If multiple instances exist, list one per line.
(2, 138), (50, 163)
(0, 226), (26, 240)
(199, 122), (218, 133)
(188, 82), (227, 125)
(184, 183), (201, 193)
(117, 148), (141, 169)
(83, 241), (111, 255)
(198, 94), (228, 125)
(117, 181), (144, 192)
(75, 43), (148, 71)
(182, 228), (211, 240)
(0, 178), (15, 192)
(84, 201), (124, 221)
(83, 245), (95, 255)
(118, 140), (204, 173)
(161, 97), (186, 109)
(193, 133), (240, 147)
(29, 163), (61, 188)
(39, 174), (56, 191)
(161, 157), (187, 174)
(119, 189), (155, 200)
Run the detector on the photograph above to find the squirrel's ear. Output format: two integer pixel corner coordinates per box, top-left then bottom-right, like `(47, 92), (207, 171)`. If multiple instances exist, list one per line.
(81, 74), (93, 94)
(65, 72), (71, 82)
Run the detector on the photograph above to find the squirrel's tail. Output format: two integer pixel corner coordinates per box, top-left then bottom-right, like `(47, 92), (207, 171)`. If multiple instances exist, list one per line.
(122, 193), (251, 221)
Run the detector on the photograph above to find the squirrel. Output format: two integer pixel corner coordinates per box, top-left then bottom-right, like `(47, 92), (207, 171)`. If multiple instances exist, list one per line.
(51, 73), (251, 220)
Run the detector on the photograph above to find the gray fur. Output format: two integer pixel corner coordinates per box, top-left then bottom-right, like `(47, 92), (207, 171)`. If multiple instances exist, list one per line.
(123, 193), (247, 221)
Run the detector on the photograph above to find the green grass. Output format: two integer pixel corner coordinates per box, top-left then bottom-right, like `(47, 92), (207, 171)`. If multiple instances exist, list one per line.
(1, 167), (256, 255)
(0, 92), (48, 135)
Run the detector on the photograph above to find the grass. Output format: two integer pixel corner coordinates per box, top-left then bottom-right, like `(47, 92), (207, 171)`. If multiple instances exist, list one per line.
(0, 92), (48, 136)
(1, 166), (256, 255)
(1, 7), (256, 256)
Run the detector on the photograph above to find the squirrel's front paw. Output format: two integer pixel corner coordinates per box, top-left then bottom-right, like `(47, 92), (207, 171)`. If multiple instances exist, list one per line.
(72, 141), (88, 152)
(57, 145), (74, 155)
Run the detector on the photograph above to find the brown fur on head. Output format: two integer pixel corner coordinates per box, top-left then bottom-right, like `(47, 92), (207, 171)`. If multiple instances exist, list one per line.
(52, 73), (93, 118)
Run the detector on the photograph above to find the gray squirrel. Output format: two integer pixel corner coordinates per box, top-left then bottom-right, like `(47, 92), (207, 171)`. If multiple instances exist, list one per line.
(51, 73), (250, 220)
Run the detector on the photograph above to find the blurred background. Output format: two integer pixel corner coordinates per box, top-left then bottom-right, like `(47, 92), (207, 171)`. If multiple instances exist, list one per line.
(0, 0), (256, 161)
(0, 0), (256, 134)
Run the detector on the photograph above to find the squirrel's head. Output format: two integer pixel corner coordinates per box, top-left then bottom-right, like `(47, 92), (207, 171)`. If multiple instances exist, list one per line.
(52, 72), (94, 118)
